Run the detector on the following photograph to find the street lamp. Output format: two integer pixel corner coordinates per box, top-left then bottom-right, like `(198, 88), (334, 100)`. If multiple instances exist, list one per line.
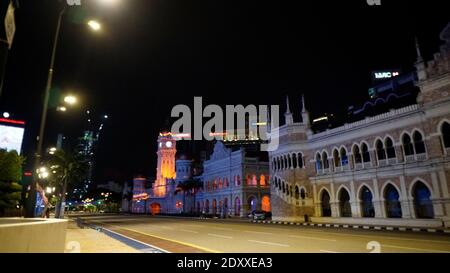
(87, 20), (101, 31)
(63, 95), (77, 105)
(2, 112), (10, 118)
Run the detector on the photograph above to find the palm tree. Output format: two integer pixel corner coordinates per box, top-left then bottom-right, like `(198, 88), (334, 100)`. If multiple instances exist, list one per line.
(174, 178), (202, 213)
(48, 149), (89, 218)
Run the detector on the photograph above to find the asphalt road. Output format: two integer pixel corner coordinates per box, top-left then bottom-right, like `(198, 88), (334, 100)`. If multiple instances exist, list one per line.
(78, 215), (450, 253)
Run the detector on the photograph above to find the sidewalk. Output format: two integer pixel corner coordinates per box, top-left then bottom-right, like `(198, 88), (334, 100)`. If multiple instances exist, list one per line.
(65, 220), (140, 253)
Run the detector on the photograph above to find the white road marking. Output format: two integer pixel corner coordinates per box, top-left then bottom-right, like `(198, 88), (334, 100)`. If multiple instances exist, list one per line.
(180, 229), (199, 234)
(210, 227), (233, 231)
(243, 230), (273, 235)
(207, 233), (233, 239)
(319, 250), (340, 253)
(381, 244), (450, 253)
(288, 235), (337, 242)
(158, 226), (175, 230)
(247, 240), (290, 247)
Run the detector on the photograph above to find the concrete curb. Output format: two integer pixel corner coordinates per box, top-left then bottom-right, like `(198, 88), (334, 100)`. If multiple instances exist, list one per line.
(251, 220), (450, 234)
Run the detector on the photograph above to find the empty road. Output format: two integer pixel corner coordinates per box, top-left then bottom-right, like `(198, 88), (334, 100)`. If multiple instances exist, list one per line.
(75, 215), (450, 253)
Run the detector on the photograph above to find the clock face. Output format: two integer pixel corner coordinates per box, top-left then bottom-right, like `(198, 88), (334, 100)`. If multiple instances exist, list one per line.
(165, 141), (172, 148)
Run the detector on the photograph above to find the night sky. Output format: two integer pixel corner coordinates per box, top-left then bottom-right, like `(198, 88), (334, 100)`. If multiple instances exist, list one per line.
(0, 0), (448, 185)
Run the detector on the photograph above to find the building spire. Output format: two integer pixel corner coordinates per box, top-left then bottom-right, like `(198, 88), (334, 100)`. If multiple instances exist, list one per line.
(284, 95), (293, 125)
(301, 94), (306, 113)
(415, 37), (423, 63)
(285, 95), (291, 114)
(301, 94), (310, 127)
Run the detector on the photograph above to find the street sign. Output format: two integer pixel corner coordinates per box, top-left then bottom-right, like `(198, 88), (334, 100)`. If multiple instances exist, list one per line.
(4, 1), (16, 49)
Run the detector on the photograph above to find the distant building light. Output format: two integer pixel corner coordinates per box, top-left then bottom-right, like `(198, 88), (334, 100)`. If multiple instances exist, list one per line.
(3, 112), (10, 118)
(313, 116), (328, 123)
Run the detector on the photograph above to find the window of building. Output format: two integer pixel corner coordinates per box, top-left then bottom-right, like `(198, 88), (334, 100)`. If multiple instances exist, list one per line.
(321, 190), (331, 217)
(322, 151), (330, 169)
(442, 122), (450, 149)
(413, 131), (426, 155)
(376, 140), (386, 160)
(338, 188), (352, 217)
(385, 137), (396, 159)
(292, 154), (297, 168)
(316, 153), (322, 172)
(298, 153), (304, 168)
(340, 148), (348, 166)
(361, 143), (371, 163)
(412, 181), (434, 219)
(384, 184), (402, 218)
(300, 188), (306, 200)
(353, 145), (362, 164)
(360, 186), (374, 218)
(402, 134), (414, 156)
(333, 149), (340, 167)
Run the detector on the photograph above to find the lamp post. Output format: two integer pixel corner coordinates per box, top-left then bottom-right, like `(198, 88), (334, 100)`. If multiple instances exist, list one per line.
(27, 2), (105, 217)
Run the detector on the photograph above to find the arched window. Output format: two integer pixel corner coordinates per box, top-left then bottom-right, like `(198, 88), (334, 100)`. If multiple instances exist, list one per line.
(385, 138), (396, 159)
(333, 149), (340, 168)
(282, 182), (286, 193)
(322, 151), (329, 169)
(315, 153), (322, 172)
(259, 175), (266, 186)
(402, 134), (414, 156)
(236, 175), (241, 186)
(284, 156), (288, 170)
(321, 190), (332, 217)
(234, 197), (240, 216)
(292, 154), (298, 169)
(205, 200), (210, 213)
(248, 196), (257, 212)
(412, 181), (434, 219)
(353, 145), (362, 164)
(340, 148), (348, 166)
(384, 184), (402, 218)
(361, 143), (371, 163)
(376, 139), (386, 160)
(212, 199), (217, 215)
(442, 122), (450, 149)
(280, 157), (284, 170)
(360, 186), (375, 218)
(277, 157), (280, 170)
(338, 188), (352, 217)
(300, 188), (306, 200)
(298, 153), (304, 168)
(295, 186), (300, 200)
(287, 154), (292, 169)
(278, 179), (281, 191)
(218, 178), (223, 189)
(261, 196), (271, 212)
(413, 131), (426, 155)
(252, 175), (257, 186)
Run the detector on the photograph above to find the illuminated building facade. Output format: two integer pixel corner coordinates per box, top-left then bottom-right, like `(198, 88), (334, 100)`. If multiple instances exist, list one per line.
(269, 24), (450, 228)
(198, 141), (270, 217)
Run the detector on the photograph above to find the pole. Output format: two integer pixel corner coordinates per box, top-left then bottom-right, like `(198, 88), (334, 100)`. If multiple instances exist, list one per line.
(26, 7), (66, 217)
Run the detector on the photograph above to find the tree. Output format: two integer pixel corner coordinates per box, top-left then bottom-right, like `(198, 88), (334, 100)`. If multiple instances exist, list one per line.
(0, 149), (24, 216)
(175, 178), (203, 213)
(47, 149), (89, 218)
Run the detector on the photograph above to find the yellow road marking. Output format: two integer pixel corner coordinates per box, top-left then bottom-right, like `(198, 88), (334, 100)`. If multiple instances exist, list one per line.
(381, 244), (450, 253)
(288, 235), (337, 242)
(117, 226), (221, 253)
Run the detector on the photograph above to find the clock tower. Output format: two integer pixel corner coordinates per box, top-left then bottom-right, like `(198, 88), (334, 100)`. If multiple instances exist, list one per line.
(154, 132), (177, 197)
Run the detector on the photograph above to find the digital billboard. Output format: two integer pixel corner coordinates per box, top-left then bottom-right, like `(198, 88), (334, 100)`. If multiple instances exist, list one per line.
(0, 123), (25, 154)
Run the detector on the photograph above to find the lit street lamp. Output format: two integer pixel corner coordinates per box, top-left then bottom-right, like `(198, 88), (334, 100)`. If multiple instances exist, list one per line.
(27, 0), (112, 217)
(63, 95), (77, 105)
(87, 20), (101, 31)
